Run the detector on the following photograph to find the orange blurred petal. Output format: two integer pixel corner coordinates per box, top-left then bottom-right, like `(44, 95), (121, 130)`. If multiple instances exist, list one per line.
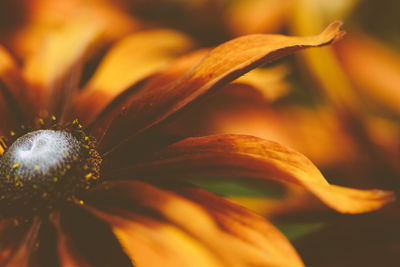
(208, 106), (357, 166)
(225, 0), (290, 35)
(0, 45), (27, 133)
(290, 1), (360, 114)
(48, 212), (91, 267)
(5, 217), (41, 267)
(23, 19), (103, 119)
(232, 65), (290, 102)
(335, 33), (400, 116)
(74, 29), (193, 123)
(11, 0), (140, 59)
(87, 180), (304, 266)
(97, 22), (344, 153)
(0, 219), (34, 266)
(55, 206), (134, 267)
(0, 45), (25, 102)
(129, 135), (394, 214)
(163, 102), (357, 167)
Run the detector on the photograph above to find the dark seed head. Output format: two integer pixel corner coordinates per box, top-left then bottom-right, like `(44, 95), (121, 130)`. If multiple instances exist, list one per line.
(0, 129), (101, 217)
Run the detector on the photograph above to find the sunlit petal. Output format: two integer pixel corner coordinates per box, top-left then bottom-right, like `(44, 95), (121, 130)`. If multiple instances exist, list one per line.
(86, 180), (305, 267)
(128, 135), (394, 213)
(97, 22), (344, 153)
(74, 29), (193, 124)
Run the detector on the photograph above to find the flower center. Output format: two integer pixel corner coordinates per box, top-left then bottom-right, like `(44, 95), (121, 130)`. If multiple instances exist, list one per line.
(0, 129), (101, 217)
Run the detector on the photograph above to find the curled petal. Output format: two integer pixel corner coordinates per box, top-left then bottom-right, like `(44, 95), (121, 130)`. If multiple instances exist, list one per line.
(86, 180), (304, 267)
(128, 135), (394, 214)
(91, 48), (209, 149)
(97, 22), (344, 153)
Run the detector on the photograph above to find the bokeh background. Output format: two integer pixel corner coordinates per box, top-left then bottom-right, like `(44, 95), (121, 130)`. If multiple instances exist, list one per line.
(1, 0), (400, 266)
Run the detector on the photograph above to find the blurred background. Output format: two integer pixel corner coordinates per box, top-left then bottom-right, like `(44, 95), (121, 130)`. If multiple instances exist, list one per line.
(1, 0), (400, 266)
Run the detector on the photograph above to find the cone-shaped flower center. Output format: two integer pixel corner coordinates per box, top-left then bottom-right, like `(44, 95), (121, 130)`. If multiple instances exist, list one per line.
(0, 129), (101, 217)
(6, 130), (80, 177)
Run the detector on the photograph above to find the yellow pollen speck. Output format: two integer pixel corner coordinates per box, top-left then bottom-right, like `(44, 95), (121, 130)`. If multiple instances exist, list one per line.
(12, 163), (20, 169)
(84, 136), (89, 141)
(82, 145), (89, 149)
(79, 200), (84, 205)
(53, 177), (59, 182)
(32, 184), (38, 189)
(10, 131), (15, 136)
(34, 165), (40, 171)
(66, 164), (71, 169)
(51, 115), (57, 121)
(85, 173), (93, 180)
(73, 156), (78, 161)
(39, 119), (45, 125)
(83, 165), (89, 170)
(42, 192), (48, 198)
(6, 175), (10, 180)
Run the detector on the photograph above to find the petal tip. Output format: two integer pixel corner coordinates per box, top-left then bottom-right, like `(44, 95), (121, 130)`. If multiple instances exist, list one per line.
(319, 21), (346, 44)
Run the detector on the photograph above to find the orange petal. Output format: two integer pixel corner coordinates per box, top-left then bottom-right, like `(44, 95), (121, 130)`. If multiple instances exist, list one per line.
(49, 212), (95, 267)
(11, 0), (140, 59)
(22, 18), (103, 119)
(335, 33), (400, 116)
(105, 214), (225, 267)
(74, 29), (193, 124)
(90, 49), (209, 146)
(289, 1), (360, 114)
(231, 65), (291, 102)
(5, 217), (41, 267)
(228, 185), (325, 219)
(97, 21), (344, 153)
(225, 0), (290, 35)
(128, 135), (394, 214)
(0, 45), (27, 132)
(86, 180), (304, 266)
(0, 219), (33, 266)
(57, 206), (134, 267)
(0, 45), (25, 104)
(202, 105), (357, 166)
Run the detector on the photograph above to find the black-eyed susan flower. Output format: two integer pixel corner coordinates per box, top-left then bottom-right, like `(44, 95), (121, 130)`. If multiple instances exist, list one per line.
(0, 17), (394, 267)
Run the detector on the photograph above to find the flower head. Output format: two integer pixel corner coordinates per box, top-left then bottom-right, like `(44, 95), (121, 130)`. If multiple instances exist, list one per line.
(0, 17), (394, 267)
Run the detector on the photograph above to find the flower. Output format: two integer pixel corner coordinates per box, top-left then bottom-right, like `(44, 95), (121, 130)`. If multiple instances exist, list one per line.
(0, 17), (394, 267)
